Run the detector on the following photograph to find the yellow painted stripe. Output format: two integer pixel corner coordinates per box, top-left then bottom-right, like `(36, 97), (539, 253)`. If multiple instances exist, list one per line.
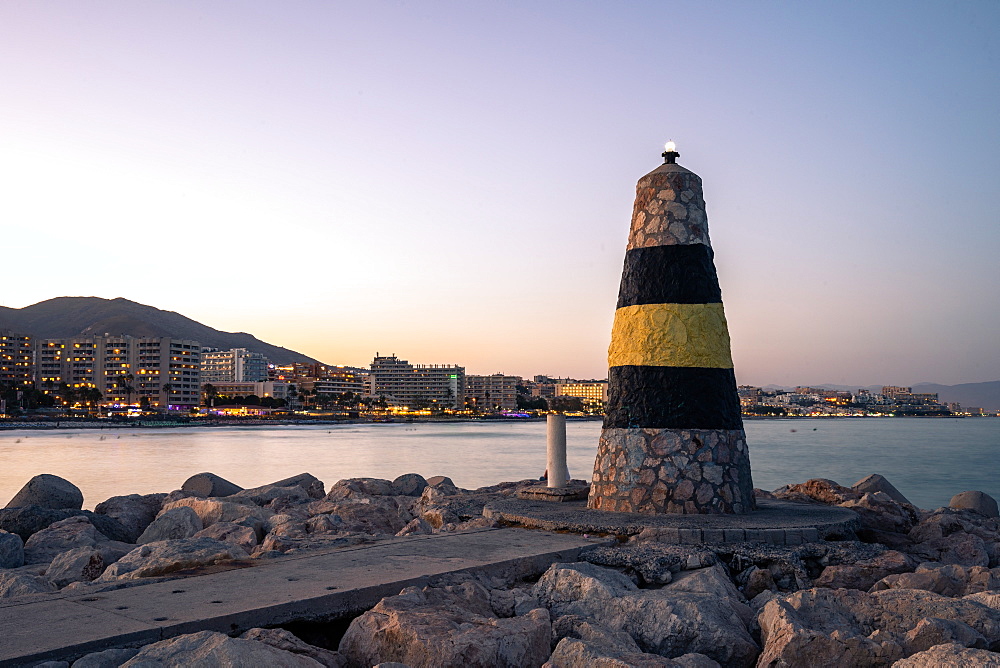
(608, 303), (734, 369)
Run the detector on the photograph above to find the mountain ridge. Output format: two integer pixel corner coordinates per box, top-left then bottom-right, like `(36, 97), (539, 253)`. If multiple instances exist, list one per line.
(0, 297), (322, 366)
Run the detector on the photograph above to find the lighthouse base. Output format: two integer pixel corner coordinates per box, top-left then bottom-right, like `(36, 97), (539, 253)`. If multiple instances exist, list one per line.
(588, 427), (755, 514)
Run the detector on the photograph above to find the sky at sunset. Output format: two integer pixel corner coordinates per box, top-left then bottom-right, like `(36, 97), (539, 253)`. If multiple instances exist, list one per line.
(2, 1), (997, 387)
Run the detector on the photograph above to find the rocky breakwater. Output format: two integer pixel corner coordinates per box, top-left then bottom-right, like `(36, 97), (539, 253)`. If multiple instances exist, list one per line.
(1, 471), (999, 667)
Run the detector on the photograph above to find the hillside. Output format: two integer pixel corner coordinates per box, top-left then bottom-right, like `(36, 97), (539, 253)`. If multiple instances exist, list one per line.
(0, 297), (321, 366)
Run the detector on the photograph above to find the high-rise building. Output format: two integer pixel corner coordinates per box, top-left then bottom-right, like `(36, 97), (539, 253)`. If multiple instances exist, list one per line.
(370, 355), (464, 409)
(201, 348), (269, 383)
(34, 335), (201, 410)
(465, 374), (521, 411)
(1, 332), (34, 389)
(313, 367), (367, 397)
(554, 381), (609, 406)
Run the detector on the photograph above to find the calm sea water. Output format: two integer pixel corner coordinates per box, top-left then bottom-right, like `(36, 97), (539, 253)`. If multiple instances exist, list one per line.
(0, 418), (997, 511)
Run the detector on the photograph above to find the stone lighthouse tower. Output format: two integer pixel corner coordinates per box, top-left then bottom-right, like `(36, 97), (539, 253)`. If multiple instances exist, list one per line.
(587, 142), (754, 514)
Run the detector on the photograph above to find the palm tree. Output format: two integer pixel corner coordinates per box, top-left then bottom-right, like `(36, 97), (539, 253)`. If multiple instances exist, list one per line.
(202, 383), (218, 408)
(123, 373), (135, 407)
(162, 383), (174, 412)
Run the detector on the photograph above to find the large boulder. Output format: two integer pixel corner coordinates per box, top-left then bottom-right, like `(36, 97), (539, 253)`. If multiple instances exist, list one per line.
(23, 516), (109, 565)
(0, 529), (25, 568)
(230, 484), (311, 507)
(757, 587), (1000, 666)
(339, 582), (551, 668)
(180, 472), (243, 498)
(96, 537), (248, 581)
(950, 491), (1000, 519)
(4, 474), (83, 510)
(44, 546), (109, 587)
(241, 627), (344, 667)
(194, 521), (259, 553)
(94, 493), (166, 543)
(872, 563), (1000, 597)
(0, 570), (58, 599)
(121, 630), (322, 667)
(533, 562), (759, 667)
(71, 647), (140, 667)
(324, 478), (396, 501)
(813, 550), (915, 591)
(311, 498), (412, 535)
(270, 473), (326, 499)
(852, 474), (912, 506)
(161, 496), (272, 532)
(547, 618), (720, 667)
(0, 505), (129, 544)
(908, 508), (1000, 568)
(772, 478), (859, 505)
(841, 491), (920, 536)
(392, 473), (428, 497)
(137, 506), (203, 544)
(891, 642), (1000, 667)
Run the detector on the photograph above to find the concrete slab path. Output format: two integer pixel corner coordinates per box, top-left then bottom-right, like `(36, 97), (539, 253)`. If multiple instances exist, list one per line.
(484, 498), (861, 544)
(0, 528), (607, 667)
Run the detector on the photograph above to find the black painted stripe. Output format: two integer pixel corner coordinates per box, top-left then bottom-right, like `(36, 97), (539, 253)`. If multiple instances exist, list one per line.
(603, 365), (743, 430)
(616, 244), (722, 308)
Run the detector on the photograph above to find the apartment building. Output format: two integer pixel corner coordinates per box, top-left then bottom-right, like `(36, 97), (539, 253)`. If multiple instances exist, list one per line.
(34, 335), (202, 410)
(201, 348), (269, 383)
(465, 373), (521, 411)
(370, 355), (464, 409)
(0, 332), (34, 388)
(554, 381), (609, 406)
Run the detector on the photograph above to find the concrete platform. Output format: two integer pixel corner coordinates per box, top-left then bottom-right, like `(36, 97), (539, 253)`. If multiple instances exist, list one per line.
(0, 528), (608, 667)
(483, 498), (860, 545)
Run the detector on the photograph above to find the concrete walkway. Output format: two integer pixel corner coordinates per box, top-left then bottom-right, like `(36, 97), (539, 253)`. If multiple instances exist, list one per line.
(484, 498), (861, 544)
(0, 528), (607, 667)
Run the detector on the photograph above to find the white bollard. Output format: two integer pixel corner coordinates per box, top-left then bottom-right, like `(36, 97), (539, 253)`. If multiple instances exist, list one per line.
(547, 413), (569, 488)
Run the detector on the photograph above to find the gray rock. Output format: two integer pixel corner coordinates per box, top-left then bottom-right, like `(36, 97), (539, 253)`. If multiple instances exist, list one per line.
(852, 473), (912, 506)
(97, 537), (249, 581)
(548, 618), (720, 667)
(241, 627), (344, 667)
(71, 647), (140, 667)
(950, 491), (1000, 518)
(94, 493), (165, 543)
(339, 582), (551, 668)
(813, 549), (915, 591)
(33, 662), (68, 668)
(533, 562), (758, 667)
(194, 521), (258, 553)
(23, 516), (110, 565)
(159, 497), (271, 533)
(872, 563), (1000, 597)
(44, 546), (107, 587)
(271, 472), (326, 499)
(121, 630), (322, 666)
(396, 518), (433, 537)
(181, 472), (243, 498)
(891, 642), (1000, 667)
(426, 475), (455, 488)
(230, 484), (311, 506)
(137, 506), (203, 544)
(757, 587), (1000, 666)
(0, 529), (25, 568)
(0, 569), (58, 598)
(312, 498), (411, 535)
(324, 478), (395, 500)
(902, 616), (988, 654)
(5, 474), (83, 510)
(392, 473), (428, 497)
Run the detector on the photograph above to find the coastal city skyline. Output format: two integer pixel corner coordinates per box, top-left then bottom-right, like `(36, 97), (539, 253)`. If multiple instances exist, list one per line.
(2, 3), (998, 387)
